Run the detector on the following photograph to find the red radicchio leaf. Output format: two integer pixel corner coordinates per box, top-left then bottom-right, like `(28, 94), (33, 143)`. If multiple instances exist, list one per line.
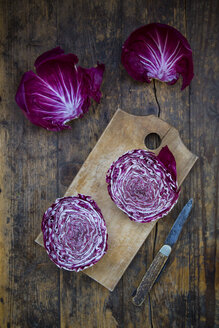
(157, 145), (177, 182)
(106, 147), (180, 223)
(41, 194), (108, 271)
(15, 47), (105, 131)
(121, 23), (194, 90)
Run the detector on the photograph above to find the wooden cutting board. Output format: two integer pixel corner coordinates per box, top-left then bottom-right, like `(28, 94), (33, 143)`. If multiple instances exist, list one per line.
(35, 109), (198, 291)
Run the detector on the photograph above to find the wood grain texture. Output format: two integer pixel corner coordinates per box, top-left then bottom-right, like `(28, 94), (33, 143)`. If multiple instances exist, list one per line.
(0, 0), (218, 327)
(0, 1), (60, 327)
(35, 110), (197, 291)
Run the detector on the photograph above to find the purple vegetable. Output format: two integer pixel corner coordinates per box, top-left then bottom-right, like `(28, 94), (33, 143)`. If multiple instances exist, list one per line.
(106, 146), (180, 223)
(15, 47), (105, 131)
(42, 194), (108, 271)
(121, 23), (194, 90)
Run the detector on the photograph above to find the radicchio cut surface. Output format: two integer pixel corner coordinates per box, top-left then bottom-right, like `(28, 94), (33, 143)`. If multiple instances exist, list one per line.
(106, 146), (180, 223)
(42, 194), (108, 271)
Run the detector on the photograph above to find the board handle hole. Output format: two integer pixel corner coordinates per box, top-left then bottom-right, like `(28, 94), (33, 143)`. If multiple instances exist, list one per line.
(144, 133), (161, 150)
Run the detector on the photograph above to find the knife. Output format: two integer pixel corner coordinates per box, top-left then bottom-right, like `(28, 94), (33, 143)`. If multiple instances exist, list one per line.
(132, 198), (193, 306)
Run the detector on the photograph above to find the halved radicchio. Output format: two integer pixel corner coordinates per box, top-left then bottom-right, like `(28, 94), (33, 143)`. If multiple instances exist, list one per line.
(15, 47), (105, 131)
(42, 194), (108, 271)
(106, 146), (180, 223)
(121, 23), (194, 90)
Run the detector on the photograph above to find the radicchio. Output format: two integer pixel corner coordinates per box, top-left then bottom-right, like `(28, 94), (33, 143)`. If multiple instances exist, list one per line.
(42, 194), (108, 271)
(121, 23), (194, 90)
(106, 146), (180, 223)
(15, 47), (105, 131)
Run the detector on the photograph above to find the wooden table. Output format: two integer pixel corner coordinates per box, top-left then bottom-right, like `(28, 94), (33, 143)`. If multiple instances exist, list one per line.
(0, 1), (218, 327)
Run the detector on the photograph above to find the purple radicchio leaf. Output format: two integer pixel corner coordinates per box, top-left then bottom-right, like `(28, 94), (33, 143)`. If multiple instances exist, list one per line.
(41, 194), (108, 271)
(106, 147), (180, 223)
(15, 47), (105, 131)
(157, 145), (177, 182)
(121, 23), (194, 90)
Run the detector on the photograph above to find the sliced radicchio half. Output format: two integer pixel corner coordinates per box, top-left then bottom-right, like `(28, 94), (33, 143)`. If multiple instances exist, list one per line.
(15, 47), (105, 131)
(106, 146), (180, 223)
(42, 194), (108, 271)
(121, 23), (194, 90)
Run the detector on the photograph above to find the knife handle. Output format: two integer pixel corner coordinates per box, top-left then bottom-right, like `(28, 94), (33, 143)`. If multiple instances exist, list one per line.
(132, 245), (172, 306)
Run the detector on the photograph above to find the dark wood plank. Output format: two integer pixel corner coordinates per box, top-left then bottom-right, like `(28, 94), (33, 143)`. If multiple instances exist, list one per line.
(141, 2), (193, 328)
(0, 0), (60, 327)
(56, 1), (124, 327)
(120, 1), (160, 327)
(119, 1), (193, 327)
(147, 1), (219, 328)
(186, 1), (219, 327)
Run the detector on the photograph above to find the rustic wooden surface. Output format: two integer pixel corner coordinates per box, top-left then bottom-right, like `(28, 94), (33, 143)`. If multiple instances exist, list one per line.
(36, 110), (197, 291)
(0, 0), (218, 327)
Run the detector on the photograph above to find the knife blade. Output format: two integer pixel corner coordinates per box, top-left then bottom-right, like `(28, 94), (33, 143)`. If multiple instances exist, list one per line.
(132, 199), (193, 306)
